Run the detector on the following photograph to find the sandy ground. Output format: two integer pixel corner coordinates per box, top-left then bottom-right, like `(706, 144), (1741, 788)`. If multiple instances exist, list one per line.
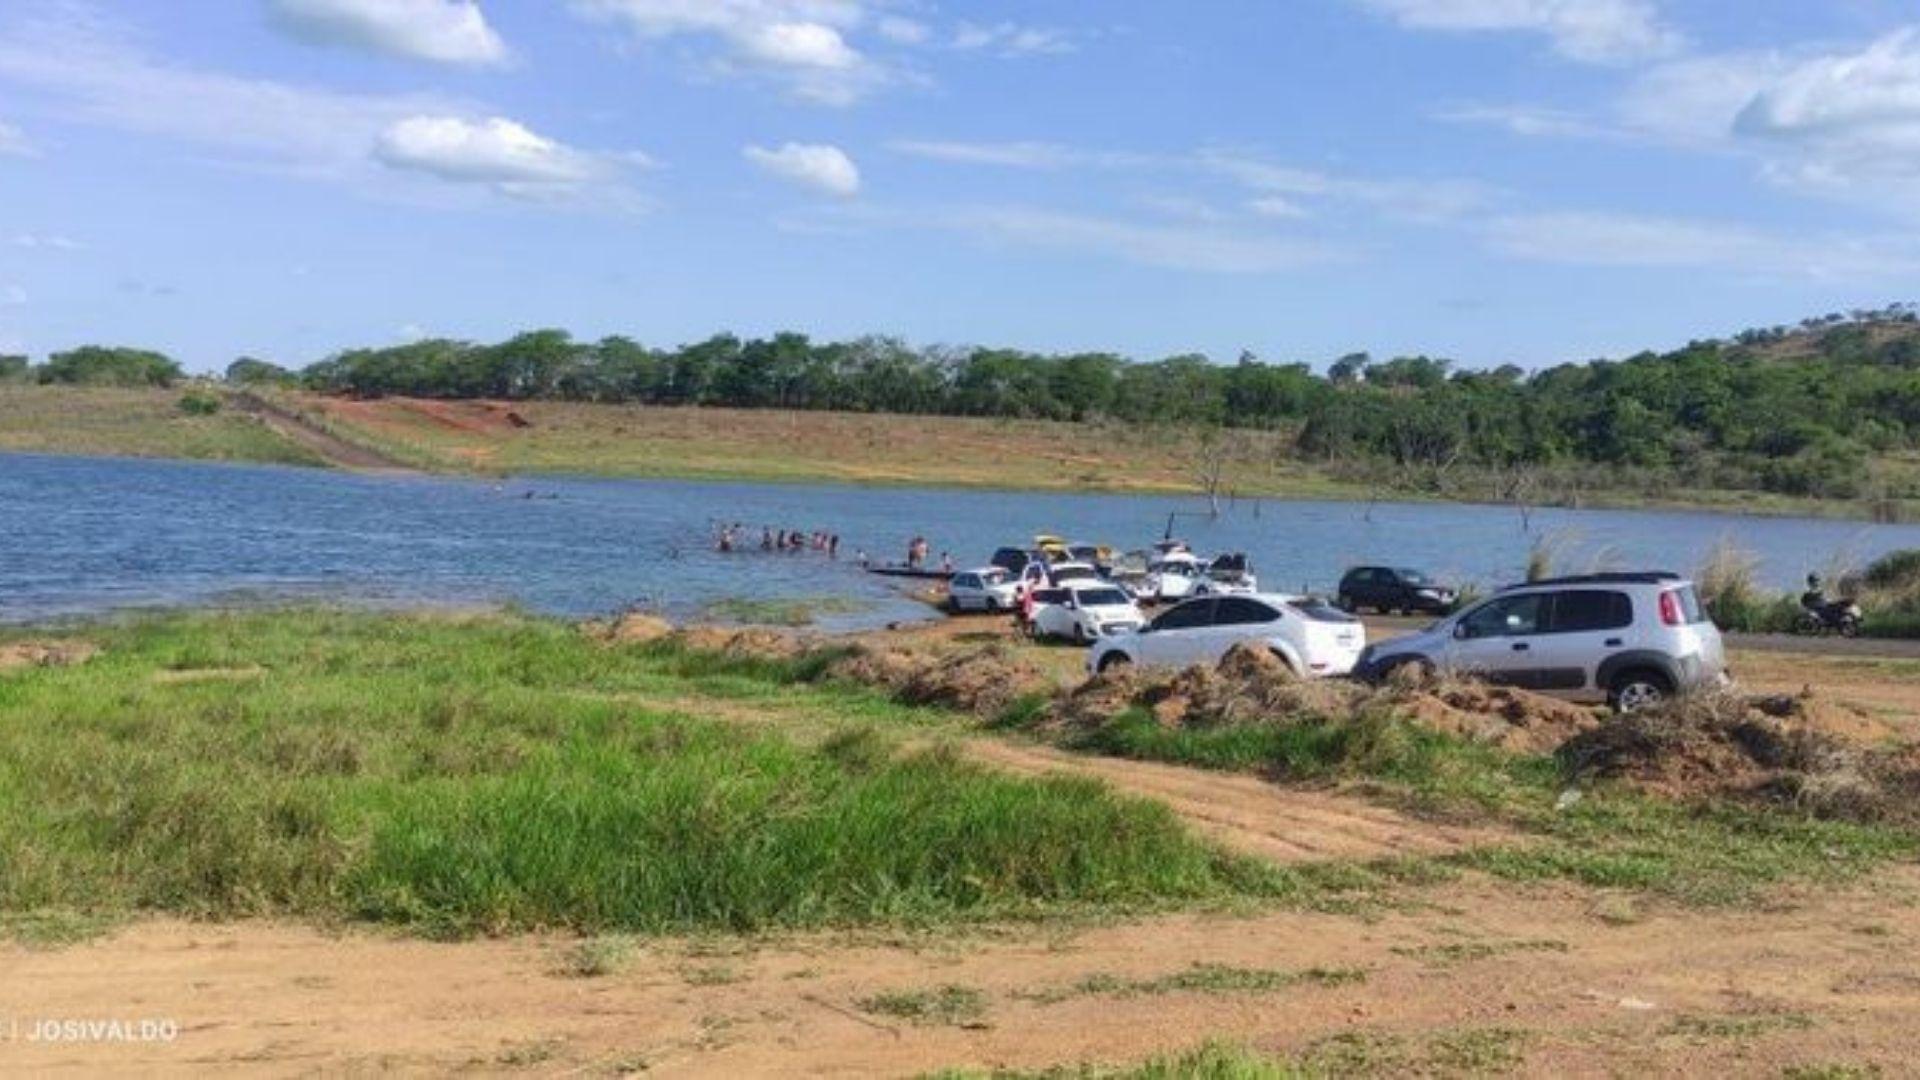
(7, 871), (1920, 1077)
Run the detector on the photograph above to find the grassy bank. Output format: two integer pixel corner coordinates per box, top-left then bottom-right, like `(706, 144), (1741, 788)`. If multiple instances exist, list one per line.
(0, 386), (323, 467)
(0, 611), (1284, 937)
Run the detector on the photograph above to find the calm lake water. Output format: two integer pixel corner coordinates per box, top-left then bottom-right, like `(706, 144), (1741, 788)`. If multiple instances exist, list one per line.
(5, 451), (1920, 628)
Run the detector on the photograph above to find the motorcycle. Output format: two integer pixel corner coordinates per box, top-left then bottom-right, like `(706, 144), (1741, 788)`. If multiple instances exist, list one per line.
(1795, 595), (1864, 637)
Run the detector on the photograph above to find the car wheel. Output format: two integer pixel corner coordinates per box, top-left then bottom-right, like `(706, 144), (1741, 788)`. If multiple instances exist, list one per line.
(1097, 652), (1132, 674)
(1608, 670), (1672, 714)
(1073, 624), (1091, 645)
(1387, 656), (1434, 681)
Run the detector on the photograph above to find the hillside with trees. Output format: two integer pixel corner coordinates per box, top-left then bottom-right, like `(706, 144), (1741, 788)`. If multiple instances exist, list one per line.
(8, 305), (1919, 509)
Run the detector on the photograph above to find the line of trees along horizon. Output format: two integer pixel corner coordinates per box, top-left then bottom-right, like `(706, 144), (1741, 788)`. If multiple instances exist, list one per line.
(5, 305), (1920, 502)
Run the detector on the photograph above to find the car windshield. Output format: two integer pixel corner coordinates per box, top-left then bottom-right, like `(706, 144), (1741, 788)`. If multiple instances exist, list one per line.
(1162, 563), (1197, 577)
(1076, 588), (1131, 607)
(1395, 569), (1429, 585)
(980, 569), (1006, 584)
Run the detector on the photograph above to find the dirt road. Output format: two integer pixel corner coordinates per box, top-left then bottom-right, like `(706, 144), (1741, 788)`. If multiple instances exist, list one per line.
(963, 739), (1504, 863)
(7, 871), (1918, 1077)
(227, 392), (414, 472)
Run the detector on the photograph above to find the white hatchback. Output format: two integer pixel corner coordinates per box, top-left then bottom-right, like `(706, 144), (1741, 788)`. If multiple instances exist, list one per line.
(1087, 594), (1366, 678)
(1031, 583), (1146, 644)
(946, 567), (1019, 612)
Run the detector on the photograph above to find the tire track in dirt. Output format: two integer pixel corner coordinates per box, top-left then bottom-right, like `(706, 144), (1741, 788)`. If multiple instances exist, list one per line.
(961, 739), (1506, 864)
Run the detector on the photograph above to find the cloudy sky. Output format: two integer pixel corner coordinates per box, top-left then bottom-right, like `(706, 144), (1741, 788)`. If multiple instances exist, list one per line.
(1, 0), (1917, 372)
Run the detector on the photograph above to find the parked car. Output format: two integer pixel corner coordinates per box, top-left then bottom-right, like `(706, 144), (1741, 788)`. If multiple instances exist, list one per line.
(1086, 594), (1366, 678)
(1352, 572), (1728, 712)
(1018, 559), (1100, 595)
(1195, 552), (1258, 596)
(1067, 543), (1115, 575)
(990, 547), (1037, 577)
(1337, 566), (1457, 615)
(1144, 552), (1207, 602)
(1032, 583), (1145, 643)
(947, 567), (1020, 612)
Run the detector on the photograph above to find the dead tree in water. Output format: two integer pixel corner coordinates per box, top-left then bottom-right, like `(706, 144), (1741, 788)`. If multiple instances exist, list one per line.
(1193, 433), (1231, 517)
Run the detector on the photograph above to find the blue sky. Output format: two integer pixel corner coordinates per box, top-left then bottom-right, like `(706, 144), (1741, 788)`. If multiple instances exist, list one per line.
(1, 0), (1917, 374)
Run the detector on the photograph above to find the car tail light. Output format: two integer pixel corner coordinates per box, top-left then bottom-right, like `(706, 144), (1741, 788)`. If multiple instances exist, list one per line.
(1658, 590), (1682, 626)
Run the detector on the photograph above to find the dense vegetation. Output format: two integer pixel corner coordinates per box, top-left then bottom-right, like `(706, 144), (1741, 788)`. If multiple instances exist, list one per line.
(10, 305), (1919, 501)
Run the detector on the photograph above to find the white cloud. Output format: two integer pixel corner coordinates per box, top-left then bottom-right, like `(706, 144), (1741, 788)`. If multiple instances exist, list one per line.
(1433, 102), (1624, 139)
(951, 21), (1074, 57)
(927, 206), (1345, 273)
(890, 139), (1080, 168)
(11, 232), (81, 249)
(744, 141), (860, 196)
(1247, 196), (1310, 220)
(267, 0), (507, 66)
(0, 118), (32, 156)
(1486, 211), (1916, 277)
(876, 16), (929, 45)
(1355, 0), (1680, 64)
(0, 11), (642, 208)
(1196, 150), (1495, 223)
(571, 0), (885, 104)
(375, 116), (603, 189)
(0, 12), (448, 179)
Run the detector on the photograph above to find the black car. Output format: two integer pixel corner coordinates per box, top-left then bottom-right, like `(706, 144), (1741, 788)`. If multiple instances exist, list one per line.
(1337, 566), (1457, 615)
(990, 547), (1038, 576)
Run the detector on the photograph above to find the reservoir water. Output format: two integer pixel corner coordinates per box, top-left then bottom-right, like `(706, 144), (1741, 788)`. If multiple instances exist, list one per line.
(5, 451), (1918, 628)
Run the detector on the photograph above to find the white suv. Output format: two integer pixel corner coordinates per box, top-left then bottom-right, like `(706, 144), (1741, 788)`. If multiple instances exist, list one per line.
(1355, 573), (1729, 711)
(1087, 594), (1366, 678)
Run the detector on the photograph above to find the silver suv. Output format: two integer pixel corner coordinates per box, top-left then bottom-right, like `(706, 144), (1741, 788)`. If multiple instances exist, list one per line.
(1354, 573), (1728, 711)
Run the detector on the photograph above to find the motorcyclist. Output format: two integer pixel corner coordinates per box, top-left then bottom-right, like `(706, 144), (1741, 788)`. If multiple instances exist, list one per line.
(1800, 573), (1827, 613)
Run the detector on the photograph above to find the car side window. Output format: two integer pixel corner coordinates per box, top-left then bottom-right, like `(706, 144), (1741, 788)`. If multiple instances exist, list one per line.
(1214, 598), (1279, 626)
(1459, 594), (1547, 638)
(1150, 599), (1215, 632)
(1547, 590), (1632, 633)
(954, 574), (977, 589)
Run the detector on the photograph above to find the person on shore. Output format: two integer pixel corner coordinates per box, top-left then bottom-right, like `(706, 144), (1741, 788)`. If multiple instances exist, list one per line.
(940, 551), (954, 574)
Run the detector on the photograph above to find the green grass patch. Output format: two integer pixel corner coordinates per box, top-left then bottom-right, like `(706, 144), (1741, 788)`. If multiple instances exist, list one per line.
(0, 610), (1294, 937)
(1017, 962), (1365, 1005)
(860, 984), (989, 1027)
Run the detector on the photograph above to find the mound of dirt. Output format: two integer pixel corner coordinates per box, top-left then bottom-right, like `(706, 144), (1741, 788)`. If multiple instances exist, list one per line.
(1049, 668), (1151, 730)
(1390, 680), (1602, 755)
(672, 627), (809, 661)
(0, 640), (98, 673)
(1556, 690), (1916, 821)
(825, 643), (928, 692)
(585, 613), (674, 645)
(896, 644), (1052, 717)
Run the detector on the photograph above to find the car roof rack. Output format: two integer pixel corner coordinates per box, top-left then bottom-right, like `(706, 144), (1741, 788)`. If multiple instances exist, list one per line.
(1497, 571), (1683, 591)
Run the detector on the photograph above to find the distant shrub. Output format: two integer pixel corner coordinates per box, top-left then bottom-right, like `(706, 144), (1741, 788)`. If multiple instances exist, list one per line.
(0, 354), (29, 383)
(39, 345), (181, 387)
(1860, 550), (1920, 592)
(177, 389), (223, 416)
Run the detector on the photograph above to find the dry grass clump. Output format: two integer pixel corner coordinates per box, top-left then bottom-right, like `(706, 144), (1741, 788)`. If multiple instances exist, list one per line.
(0, 640), (99, 673)
(1557, 690), (1919, 822)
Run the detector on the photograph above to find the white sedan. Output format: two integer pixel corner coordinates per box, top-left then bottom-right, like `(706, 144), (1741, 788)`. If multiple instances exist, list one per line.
(1086, 594), (1366, 678)
(947, 567), (1020, 612)
(1032, 583), (1146, 644)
